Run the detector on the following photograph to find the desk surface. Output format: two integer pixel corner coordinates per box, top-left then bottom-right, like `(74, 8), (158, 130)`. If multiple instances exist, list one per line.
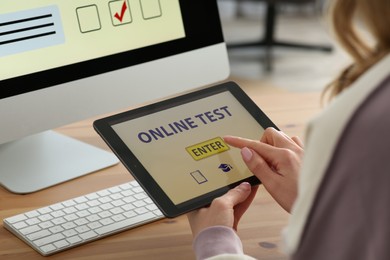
(0, 90), (321, 260)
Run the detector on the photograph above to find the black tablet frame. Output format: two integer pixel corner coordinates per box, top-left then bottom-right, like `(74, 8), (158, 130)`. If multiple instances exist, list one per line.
(94, 82), (279, 217)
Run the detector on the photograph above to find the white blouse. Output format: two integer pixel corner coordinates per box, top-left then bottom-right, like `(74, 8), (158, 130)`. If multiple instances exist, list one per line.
(283, 54), (390, 255)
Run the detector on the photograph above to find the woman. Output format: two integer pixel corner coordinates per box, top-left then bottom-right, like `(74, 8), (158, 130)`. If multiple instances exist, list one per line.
(187, 0), (390, 259)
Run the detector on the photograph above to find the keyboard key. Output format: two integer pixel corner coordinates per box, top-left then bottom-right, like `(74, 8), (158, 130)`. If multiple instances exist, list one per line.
(12, 221), (28, 229)
(51, 210), (65, 218)
(41, 244), (56, 254)
(87, 222), (102, 229)
(54, 239), (70, 249)
(62, 200), (76, 207)
(38, 214), (53, 222)
(75, 225), (90, 234)
(52, 217), (66, 225)
(25, 211), (40, 218)
(20, 225), (41, 235)
(67, 235), (82, 244)
(108, 186), (121, 193)
(39, 221), (54, 229)
(95, 212), (156, 235)
(49, 226), (65, 234)
(97, 190), (110, 197)
(86, 193), (99, 200)
(135, 207), (149, 215)
(26, 229), (50, 241)
(64, 214), (78, 222)
(111, 214), (126, 222)
(38, 207), (52, 214)
(50, 203), (65, 211)
(62, 222), (76, 230)
(25, 218), (41, 226)
(33, 233), (65, 247)
(6, 214), (27, 224)
(63, 229), (78, 238)
(79, 230), (98, 240)
(74, 196), (88, 204)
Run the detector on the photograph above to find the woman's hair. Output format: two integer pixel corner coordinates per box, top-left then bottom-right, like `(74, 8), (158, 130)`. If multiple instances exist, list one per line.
(324, 0), (390, 99)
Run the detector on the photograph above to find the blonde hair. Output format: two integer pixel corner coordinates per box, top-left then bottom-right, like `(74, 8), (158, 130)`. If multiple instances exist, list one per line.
(324, 0), (390, 99)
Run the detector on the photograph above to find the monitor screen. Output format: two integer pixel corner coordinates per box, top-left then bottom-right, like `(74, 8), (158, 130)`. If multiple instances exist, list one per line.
(1, 1), (186, 84)
(1, 0), (227, 101)
(0, 0), (229, 193)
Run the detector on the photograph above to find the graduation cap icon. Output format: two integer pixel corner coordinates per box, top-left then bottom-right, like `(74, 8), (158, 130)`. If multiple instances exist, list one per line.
(218, 164), (233, 173)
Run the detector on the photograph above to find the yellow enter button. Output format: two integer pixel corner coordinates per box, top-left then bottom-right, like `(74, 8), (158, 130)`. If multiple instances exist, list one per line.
(186, 137), (230, 161)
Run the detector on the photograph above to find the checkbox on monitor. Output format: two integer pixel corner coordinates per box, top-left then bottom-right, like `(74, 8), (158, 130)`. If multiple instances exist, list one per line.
(140, 0), (162, 20)
(109, 0), (132, 26)
(76, 5), (101, 33)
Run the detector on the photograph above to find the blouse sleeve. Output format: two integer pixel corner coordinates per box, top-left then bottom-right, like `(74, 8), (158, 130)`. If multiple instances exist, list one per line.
(192, 226), (256, 260)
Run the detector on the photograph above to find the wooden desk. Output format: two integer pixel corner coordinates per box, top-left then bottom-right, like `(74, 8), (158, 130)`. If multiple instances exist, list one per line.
(0, 90), (321, 260)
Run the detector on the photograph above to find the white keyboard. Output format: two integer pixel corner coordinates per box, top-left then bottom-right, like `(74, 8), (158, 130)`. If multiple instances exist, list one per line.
(3, 180), (164, 256)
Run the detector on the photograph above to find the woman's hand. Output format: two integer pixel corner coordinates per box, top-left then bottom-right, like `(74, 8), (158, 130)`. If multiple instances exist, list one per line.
(187, 182), (258, 238)
(186, 127), (302, 238)
(224, 127), (304, 213)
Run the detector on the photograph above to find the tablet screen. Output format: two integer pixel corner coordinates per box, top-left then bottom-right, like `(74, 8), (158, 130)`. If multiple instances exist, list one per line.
(94, 82), (277, 217)
(112, 90), (263, 206)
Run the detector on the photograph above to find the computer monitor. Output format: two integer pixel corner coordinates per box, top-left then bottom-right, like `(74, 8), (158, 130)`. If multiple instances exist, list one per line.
(0, 0), (229, 194)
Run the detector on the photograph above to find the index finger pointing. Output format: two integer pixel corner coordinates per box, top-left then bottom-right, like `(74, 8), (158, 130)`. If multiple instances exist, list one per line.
(224, 135), (278, 163)
(223, 135), (255, 149)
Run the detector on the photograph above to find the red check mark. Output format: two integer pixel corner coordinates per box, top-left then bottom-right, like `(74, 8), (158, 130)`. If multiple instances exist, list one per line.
(114, 1), (127, 22)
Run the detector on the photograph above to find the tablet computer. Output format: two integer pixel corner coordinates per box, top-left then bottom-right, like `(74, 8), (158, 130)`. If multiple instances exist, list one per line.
(93, 81), (278, 218)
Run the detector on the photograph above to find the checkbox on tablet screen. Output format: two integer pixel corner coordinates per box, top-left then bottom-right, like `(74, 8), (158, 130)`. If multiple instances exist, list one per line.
(190, 170), (208, 184)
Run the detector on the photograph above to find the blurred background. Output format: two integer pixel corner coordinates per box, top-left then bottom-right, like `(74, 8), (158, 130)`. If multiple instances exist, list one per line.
(217, 0), (351, 93)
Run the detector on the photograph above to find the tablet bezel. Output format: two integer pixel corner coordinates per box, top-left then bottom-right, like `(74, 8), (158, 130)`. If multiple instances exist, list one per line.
(93, 81), (278, 217)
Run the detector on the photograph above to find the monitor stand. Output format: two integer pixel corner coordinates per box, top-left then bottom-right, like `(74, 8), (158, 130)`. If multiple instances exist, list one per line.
(0, 131), (119, 194)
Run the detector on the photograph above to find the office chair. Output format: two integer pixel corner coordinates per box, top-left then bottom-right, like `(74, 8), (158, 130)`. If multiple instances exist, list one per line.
(227, 0), (333, 71)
